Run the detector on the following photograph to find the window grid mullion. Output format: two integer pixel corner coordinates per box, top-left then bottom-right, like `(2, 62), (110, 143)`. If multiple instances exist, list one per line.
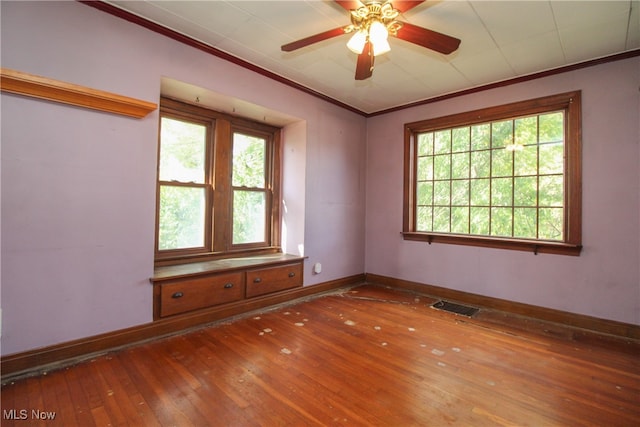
(488, 124), (493, 236)
(510, 119), (516, 238)
(535, 116), (541, 240)
(448, 130), (453, 233)
(430, 135), (435, 232)
(467, 129), (472, 234)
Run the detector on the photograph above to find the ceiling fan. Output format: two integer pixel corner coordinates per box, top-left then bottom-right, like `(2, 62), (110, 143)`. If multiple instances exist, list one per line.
(281, 0), (461, 80)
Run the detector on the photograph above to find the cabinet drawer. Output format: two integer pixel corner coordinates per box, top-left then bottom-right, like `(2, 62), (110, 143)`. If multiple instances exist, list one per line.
(160, 272), (244, 317)
(246, 262), (303, 298)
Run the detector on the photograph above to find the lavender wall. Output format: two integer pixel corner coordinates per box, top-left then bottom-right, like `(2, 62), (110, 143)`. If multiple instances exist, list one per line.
(365, 57), (640, 325)
(1, 1), (637, 359)
(0, 1), (366, 355)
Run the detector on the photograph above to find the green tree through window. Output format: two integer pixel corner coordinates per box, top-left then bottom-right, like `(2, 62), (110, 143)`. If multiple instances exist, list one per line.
(403, 92), (582, 256)
(232, 132), (267, 245)
(155, 98), (281, 262)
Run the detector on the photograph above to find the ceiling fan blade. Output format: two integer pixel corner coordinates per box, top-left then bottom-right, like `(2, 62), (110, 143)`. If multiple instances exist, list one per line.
(281, 27), (347, 52)
(355, 41), (374, 80)
(393, 1), (425, 13)
(334, 1), (364, 11)
(394, 21), (461, 54)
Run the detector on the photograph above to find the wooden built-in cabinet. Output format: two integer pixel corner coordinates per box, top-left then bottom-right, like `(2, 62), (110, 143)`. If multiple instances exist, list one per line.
(246, 262), (304, 298)
(151, 254), (304, 319)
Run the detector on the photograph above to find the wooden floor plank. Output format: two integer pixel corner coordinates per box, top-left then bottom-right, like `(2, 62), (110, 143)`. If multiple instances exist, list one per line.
(61, 365), (99, 426)
(2, 285), (638, 426)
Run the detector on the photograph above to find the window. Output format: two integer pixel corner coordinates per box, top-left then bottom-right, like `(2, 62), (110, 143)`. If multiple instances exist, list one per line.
(156, 98), (281, 262)
(403, 91), (582, 255)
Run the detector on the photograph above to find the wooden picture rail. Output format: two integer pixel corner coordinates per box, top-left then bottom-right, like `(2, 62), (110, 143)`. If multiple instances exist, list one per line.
(0, 68), (157, 118)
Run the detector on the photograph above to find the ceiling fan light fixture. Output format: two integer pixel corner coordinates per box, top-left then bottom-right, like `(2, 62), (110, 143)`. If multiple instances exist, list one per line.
(281, 1), (461, 80)
(347, 30), (367, 54)
(372, 37), (391, 56)
(369, 20), (388, 44)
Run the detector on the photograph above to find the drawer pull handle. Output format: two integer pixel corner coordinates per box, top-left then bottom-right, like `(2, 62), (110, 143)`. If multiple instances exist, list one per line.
(224, 283), (234, 289)
(253, 277), (262, 283)
(172, 292), (184, 299)
(288, 272), (296, 278)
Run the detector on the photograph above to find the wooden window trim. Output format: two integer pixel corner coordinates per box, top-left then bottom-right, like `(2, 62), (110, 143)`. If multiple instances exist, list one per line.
(0, 67), (157, 118)
(155, 97), (282, 265)
(155, 110), (214, 260)
(403, 91), (582, 256)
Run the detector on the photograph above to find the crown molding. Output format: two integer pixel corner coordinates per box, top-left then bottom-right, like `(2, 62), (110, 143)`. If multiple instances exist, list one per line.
(80, 1), (639, 118)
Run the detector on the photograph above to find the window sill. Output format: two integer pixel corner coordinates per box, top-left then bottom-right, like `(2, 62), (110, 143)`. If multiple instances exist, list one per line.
(151, 253), (306, 283)
(155, 247), (283, 267)
(401, 232), (582, 256)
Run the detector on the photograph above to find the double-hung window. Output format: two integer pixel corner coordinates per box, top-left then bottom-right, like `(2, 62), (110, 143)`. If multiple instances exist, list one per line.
(403, 91), (582, 255)
(156, 98), (281, 262)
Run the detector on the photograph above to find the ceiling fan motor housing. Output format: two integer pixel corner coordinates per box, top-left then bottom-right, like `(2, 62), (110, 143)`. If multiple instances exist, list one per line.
(346, 1), (403, 37)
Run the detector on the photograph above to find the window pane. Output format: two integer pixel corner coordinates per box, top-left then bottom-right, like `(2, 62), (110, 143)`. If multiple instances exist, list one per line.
(539, 208), (563, 240)
(433, 155), (451, 179)
(470, 207), (490, 235)
(451, 180), (469, 206)
(451, 152), (469, 179)
(433, 207), (450, 232)
(471, 124), (490, 150)
(539, 142), (564, 175)
(233, 133), (266, 188)
(433, 181), (450, 206)
(451, 207), (469, 234)
(514, 116), (537, 146)
(491, 120), (513, 148)
(539, 175), (564, 207)
(417, 182), (433, 205)
(491, 148), (513, 177)
(417, 133), (433, 156)
(491, 207), (512, 237)
(514, 208), (537, 239)
(233, 191), (266, 244)
(159, 117), (206, 183)
(539, 112), (564, 143)
(417, 206), (433, 231)
(434, 130), (451, 154)
(514, 176), (537, 206)
(514, 144), (538, 176)
(417, 157), (433, 180)
(491, 177), (513, 206)
(158, 186), (205, 250)
(452, 127), (470, 152)
(471, 150), (490, 178)
(470, 178), (490, 206)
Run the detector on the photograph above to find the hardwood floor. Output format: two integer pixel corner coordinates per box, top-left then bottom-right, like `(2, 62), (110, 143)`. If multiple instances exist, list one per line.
(2, 285), (639, 426)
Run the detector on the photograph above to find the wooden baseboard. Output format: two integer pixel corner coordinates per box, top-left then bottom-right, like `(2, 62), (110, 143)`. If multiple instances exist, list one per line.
(5, 271), (637, 381)
(365, 273), (640, 341)
(1, 274), (364, 380)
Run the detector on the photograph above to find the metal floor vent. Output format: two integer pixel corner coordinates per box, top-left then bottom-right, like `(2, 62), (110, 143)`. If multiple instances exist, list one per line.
(431, 300), (479, 317)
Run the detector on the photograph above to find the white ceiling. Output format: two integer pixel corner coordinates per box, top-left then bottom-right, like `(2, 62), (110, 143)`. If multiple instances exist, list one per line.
(106, 0), (640, 114)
